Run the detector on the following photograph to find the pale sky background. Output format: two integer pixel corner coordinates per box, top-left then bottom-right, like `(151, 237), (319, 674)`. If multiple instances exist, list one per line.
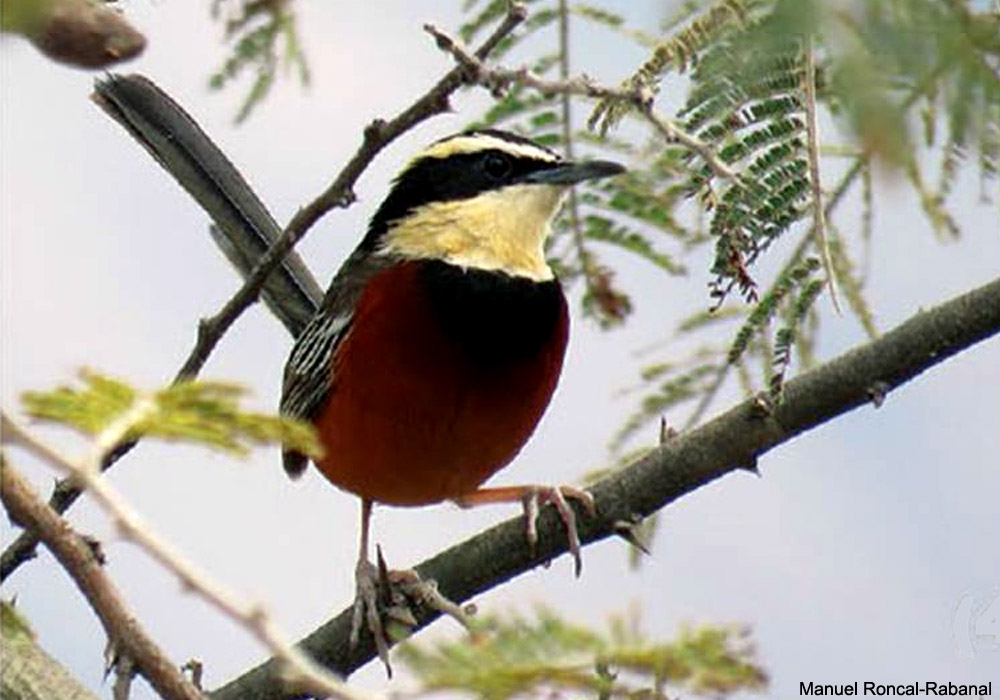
(1, 2), (998, 699)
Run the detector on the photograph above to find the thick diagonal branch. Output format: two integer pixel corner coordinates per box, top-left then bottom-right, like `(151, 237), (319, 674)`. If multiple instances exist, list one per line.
(213, 275), (1000, 700)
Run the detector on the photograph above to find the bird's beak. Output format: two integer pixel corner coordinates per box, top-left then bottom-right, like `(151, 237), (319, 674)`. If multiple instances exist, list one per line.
(521, 159), (625, 186)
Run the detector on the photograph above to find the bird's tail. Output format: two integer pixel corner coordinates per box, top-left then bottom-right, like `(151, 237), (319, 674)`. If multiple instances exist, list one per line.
(92, 73), (322, 338)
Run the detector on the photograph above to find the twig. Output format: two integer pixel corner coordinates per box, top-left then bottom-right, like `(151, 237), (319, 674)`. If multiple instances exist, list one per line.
(636, 103), (739, 180)
(423, 23), (739, 181)
(214, 273), (1000, 699)
(0, 1), (528, 584)
(554, 0), (596, 298)
(112, 655), (136, 700)
(0, 413), (377, 700)
(0, 455), (203, 700)
(802, 36), (841, 314)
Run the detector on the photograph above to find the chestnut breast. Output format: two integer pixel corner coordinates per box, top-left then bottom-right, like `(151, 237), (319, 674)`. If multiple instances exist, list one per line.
(313, 259), (569, 505)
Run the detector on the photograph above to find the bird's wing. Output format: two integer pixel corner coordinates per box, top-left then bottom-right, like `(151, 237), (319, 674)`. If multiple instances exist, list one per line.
(279, 248), (391, 477)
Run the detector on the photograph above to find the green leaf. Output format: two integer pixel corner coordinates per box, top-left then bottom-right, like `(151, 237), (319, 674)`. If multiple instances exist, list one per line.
(589, 0), (750, 134)
(769, 276), (824, 399)
(1, 600), (34, 641)
(677, 305), (745, 334)
(571, 4), (624, 30)
(21, 371), (136, 435)
(583, 215), (685, 275)
(827, 230), (878, 339)
(1, 600), (103, 700)
(399, 609), (766, 700)
(727, 256), (820, 364)
(209, 0), (308, 123)
(21, 370), (321, 459)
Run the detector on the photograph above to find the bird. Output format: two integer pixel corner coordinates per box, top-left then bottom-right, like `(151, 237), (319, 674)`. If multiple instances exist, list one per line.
(279, 128), (624, 664)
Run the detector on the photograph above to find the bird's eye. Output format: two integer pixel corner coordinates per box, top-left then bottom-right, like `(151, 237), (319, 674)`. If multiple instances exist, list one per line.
(482, 152), (512, 180)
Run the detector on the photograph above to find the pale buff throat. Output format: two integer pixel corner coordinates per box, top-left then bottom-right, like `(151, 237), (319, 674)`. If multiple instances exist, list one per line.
(378, 183), (567, 281)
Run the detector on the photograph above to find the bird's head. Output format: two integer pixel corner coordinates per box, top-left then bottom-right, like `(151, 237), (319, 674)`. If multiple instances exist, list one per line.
(365, 129), (625, 281)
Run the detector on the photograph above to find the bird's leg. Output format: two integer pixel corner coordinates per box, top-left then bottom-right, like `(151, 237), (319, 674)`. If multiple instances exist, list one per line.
(350, 498), (475, 677)
(454, 485), (596, 576)
(350, 498), (392, 672)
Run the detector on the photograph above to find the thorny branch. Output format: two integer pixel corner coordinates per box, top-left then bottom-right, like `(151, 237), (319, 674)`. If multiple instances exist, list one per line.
(214, 274), (1000, 700)
(422, 22), (740, 181)
(0, 1), (529, 584)
(0, 412), (376, 700)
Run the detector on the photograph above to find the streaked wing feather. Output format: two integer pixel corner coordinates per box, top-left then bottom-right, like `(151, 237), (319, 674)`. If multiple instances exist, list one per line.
(279, 249), (393, 478)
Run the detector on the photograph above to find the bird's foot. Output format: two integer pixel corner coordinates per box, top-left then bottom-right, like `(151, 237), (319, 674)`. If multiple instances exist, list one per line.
(456, 484), (596, 576)
(350, 547), (474, 676)
(350, 554), (390, 672)
(520, 485), (595, 576)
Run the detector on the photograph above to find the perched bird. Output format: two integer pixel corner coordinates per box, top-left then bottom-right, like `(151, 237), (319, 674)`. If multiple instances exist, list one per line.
(279, 129), (624, 660)
(91, 76), (623, 669)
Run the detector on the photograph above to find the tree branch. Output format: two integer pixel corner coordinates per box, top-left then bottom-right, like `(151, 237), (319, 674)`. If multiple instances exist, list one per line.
(0, 456), (203, 700)
(213, 274), (1000, 700)
(422, 23), (739, 181)
(0, 1), (528, 584)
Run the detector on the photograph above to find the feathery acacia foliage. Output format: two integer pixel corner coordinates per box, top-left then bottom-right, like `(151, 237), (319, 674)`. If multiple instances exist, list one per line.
(452, 0), (1000, 464)
(589, 0), (751, 134)
(495, 0), (998, 449)
(208, 0), (309, 123)
(399, 609), (767, 700)
(20, 369), (320, 458)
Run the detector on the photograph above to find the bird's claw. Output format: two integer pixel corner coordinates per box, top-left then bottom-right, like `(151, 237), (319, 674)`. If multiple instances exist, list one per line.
(350, 556), (391, 674)
(521, 485), (596, 577)
(395, 574), (476, 629)
(350, 547), (475, 677)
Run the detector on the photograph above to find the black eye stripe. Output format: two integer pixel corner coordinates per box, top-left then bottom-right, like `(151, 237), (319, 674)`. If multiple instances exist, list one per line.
(482, 152), (513, 179)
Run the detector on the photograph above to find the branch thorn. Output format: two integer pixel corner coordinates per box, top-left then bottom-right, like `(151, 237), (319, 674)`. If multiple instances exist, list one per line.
(659, 417), (678, 445)
(739, 455), (761, 477)
(612, 518), (651, 555)
(82, 534), (106, 565)
(867, 380), (890, 408)
(750, 392), (774, 418)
